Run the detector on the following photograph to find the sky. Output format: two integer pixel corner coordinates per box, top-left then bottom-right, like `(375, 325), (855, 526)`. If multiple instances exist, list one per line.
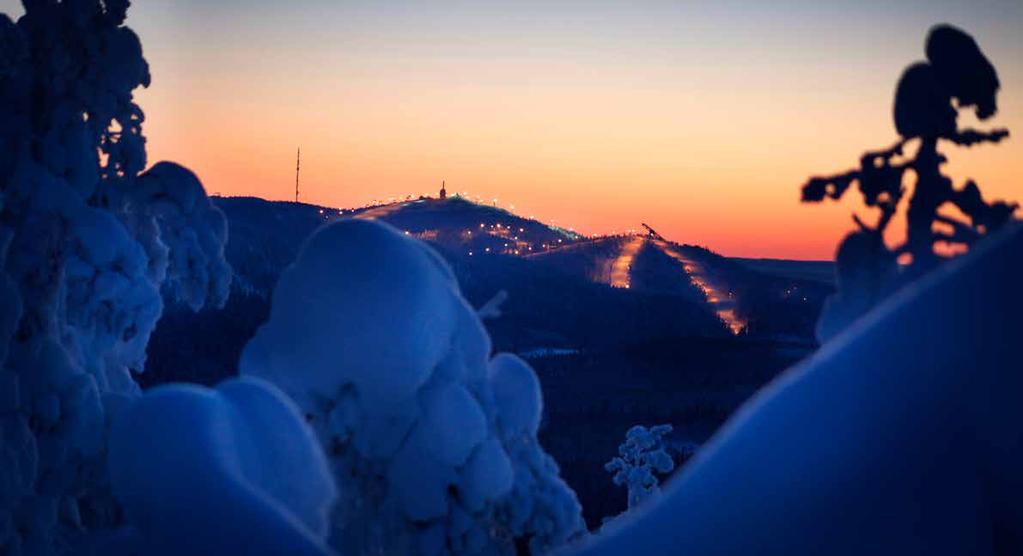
(4, 1), (1022, 259)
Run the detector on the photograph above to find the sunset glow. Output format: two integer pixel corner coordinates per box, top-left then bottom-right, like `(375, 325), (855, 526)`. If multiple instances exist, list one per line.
(5, 0), (1019, 259)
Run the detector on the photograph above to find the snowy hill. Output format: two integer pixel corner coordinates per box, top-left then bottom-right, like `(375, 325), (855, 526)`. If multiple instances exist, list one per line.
(216, 195), (830, 336)
(145, 194), (833, 388)
(140, 195), (834, 526)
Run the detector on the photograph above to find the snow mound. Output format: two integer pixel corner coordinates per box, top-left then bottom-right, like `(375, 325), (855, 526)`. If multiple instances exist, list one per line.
(241, 218), (460, 410)
(572, 223), (1023, 555)
(241, 219), (584, 555)
(107, 377), (336, 556)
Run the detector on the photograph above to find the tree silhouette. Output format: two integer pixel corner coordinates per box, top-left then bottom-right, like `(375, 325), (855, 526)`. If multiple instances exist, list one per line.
(802, 24), (1017, 342)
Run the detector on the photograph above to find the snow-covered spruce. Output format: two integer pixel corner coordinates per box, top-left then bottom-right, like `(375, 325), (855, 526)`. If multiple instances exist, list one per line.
(572, 224), (1023, 555)
(0, 2), (230, 554)
(103, 377), (336, 556)
(241, 219), (585, 555)
(604, 424), (674, 514)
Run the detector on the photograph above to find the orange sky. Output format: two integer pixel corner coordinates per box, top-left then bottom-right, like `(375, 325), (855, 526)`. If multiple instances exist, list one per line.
(7, 1), (1018, 259)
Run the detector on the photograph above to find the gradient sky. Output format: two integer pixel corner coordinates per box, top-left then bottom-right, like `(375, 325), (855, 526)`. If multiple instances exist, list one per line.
(4, 1), (1022, 259)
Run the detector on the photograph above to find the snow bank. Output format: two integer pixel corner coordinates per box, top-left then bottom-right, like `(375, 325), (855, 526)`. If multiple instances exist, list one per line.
(0, 2), (230, 554)
(573, 223), (1023, 555)
(105, 377), (336, 556)
(241, 219), (584, 554)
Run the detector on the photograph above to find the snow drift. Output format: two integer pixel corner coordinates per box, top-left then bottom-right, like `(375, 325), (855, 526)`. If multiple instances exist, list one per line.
(104, 377), (336, 556)
(572, 223), (1023, 554)
(241, 218), (585, 555)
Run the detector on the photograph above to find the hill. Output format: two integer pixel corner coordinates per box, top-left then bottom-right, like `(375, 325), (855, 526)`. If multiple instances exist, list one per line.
(143, 194), (833, 526)
(145, 192), (833, 392)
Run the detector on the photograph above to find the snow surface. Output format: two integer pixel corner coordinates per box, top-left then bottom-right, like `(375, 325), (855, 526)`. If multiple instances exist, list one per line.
(572, 223), (1023, 555)
(241, 218), (585, 555)
(105, 377), (336, 556)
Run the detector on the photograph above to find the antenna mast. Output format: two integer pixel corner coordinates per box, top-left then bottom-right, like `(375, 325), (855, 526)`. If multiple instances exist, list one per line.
(295, 147), (301, 203)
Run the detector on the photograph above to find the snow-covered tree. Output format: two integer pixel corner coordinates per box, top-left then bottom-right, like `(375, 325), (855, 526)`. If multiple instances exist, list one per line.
(0, 2), (230, 554)
(604, 424), (675, 513)
(240, 218), (585, 555)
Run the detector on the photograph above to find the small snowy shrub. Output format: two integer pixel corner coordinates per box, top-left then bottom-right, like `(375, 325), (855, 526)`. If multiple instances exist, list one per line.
(241, 219), (585, 555)
(104, 377), (337, 556)
(605, 425), (675, 512)
(0, 2), (230, 554)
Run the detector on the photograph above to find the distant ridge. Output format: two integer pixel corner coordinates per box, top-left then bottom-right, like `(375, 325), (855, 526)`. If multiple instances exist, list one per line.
(207, 194), (831, 340)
